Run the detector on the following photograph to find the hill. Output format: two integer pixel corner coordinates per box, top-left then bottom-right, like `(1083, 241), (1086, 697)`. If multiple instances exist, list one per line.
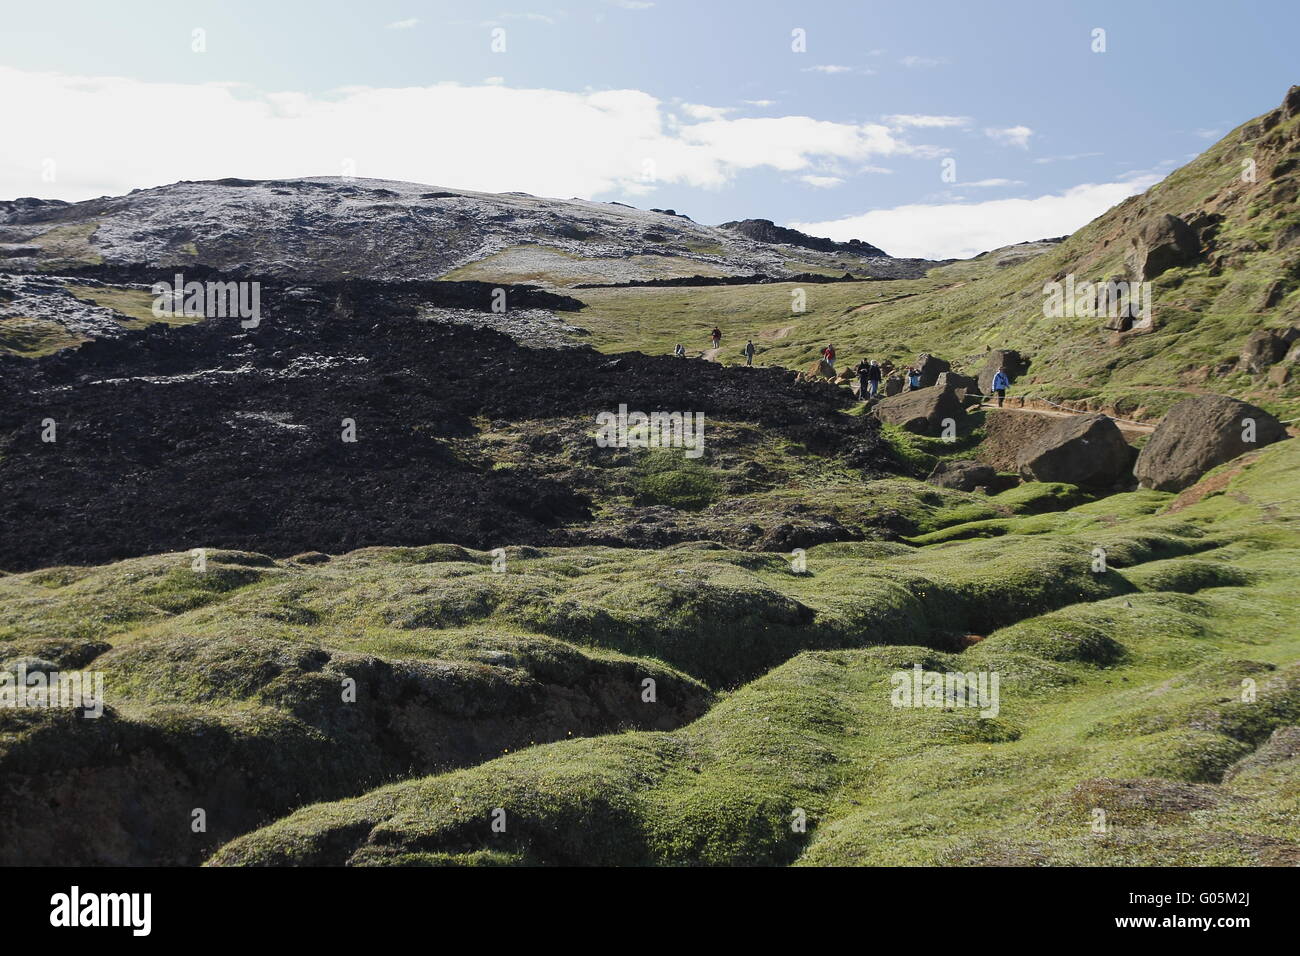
(574, 87), (1300, 421)
(0, 177), (938, 288)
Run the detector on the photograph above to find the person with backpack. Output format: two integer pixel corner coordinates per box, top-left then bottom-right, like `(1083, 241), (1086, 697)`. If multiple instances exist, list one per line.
(711, 327), (722, 350)
(991, 366), (1010, 407)
(822, 343), (836, 365)
(743, 339), (756, 366)
(673, 343), (686, 358)
(908, 367), (922, 391)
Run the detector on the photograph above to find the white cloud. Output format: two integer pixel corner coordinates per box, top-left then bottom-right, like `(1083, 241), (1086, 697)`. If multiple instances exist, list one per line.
(482, 12), (557, 25)
(884, 114), (970, 128)
(608, 0), (655, 8)
(0, 67), (940, 202)
(800, 175), (844, 188)
(985, 125), (1033, 148)
(1032, 151), (1103, 164)
(386, 18), (419, 30)
(679, 103), (734, 121)
(742, 99), (775, 107)
(802, 64), (854, 74)
(962, 178), (1024, 187)
(900, 55), (947, 68)
(790, 176), (1162, 260)
(483, 76), (505, 85)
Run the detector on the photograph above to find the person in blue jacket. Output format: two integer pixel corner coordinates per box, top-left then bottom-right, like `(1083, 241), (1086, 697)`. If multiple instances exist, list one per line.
(991, 366), (1010, 407)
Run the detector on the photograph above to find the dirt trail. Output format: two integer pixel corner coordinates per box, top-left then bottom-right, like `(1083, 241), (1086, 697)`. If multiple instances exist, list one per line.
(760, 324), (796, 341)
(978, 402), (1156, 438)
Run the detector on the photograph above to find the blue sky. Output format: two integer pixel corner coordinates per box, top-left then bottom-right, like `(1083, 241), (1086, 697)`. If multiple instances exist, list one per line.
(1, 0), (1295, 257)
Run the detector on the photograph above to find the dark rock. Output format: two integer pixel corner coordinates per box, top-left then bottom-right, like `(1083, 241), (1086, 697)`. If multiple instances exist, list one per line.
(1134, 395), (1288, 492)
(1240, 328), (1288, 373)
(873, 385), (965, 435)
(1284, 85), (1300, 119)
(717, 218), (889, 258)
(926, 459), (997, 492)
(1016, 414), (1133, 487)
(977, 349), (1027, 395)
(912, 353), (951, 388)
(1126, 213), (1200, 280)
(0, 272), (896, 571)
(934, 371), (979, 397)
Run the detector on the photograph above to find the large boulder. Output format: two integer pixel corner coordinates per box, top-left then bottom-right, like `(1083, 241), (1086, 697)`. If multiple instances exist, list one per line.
(883, 373), (904, 397)
(1239, 328), (1288, 373)
(912, 353), (950, 388)
(977, 349), (1027, 395)
(873, 385), (965, 435)
(1134, 395), (1288, 491)
(935, 370), (980, 397)
(926, 459), (997, 492)
(1016, 414), (1133, 487)
(1125, 213), (1200, 280)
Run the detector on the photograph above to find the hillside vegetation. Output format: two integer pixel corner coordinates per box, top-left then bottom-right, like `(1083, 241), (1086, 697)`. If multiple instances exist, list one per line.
(574, 90), (1300, 422)
(206, 437), (1300, 866)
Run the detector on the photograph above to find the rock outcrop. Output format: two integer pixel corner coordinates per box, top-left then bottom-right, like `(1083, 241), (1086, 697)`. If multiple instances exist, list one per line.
(872, 385), (965, 435)
(1237, 329), (1289, 374)
(1016, 414), (1133, 487)
(1134, 395), (1288, 491)
(934, 370), (980, 397)
(1126, 213), (1200, 280)
(912, 353), (951, 388)
(717, 218), (889, 258)
(926, 459), (997, 492)
(977, 349), (1027, 395)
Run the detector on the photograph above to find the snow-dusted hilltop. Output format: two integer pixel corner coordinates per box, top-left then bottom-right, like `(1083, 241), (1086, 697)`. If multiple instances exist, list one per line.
(0, 177), (940, 285)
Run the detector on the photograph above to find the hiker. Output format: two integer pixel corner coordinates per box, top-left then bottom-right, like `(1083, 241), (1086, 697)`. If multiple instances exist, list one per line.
(855, 358), (871, 400)
(743, 339), (756, 366)
(908, 367), (922, 391)
(710, 327), (722, 350)
(991, 366), (1010, 407)
(673, 343), (686, 358)
(822, 343), (836, 365)
(866, 359), (882, 398)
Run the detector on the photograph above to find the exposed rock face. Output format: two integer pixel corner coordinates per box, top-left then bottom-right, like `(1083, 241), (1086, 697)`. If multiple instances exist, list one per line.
(977, 349), (1026, 395)
(927, 459), (996, 492)
(1016, 414), (1133, 487)
(1126, 213), (1200, 280)
(717, 218), (889, 257)
(912, 353), (951, 388)
(872, 385), (965, 435)
(1239, 328), (1289, 373)
(1134, 395), (1288, 491)
(883, 373), (905, 397)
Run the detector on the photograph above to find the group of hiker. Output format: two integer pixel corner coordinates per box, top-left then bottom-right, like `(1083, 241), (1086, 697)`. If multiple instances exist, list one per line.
(673, 329), (1013, 406)
(674, 327), (759, 366)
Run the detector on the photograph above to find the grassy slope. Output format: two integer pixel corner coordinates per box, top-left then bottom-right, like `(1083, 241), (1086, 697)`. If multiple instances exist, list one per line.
(207, 437), (1299, 866)
(572, 102), (1300, 421)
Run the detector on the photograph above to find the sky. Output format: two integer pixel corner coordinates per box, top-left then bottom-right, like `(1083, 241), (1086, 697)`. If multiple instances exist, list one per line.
(0, 0), (1295, 258)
